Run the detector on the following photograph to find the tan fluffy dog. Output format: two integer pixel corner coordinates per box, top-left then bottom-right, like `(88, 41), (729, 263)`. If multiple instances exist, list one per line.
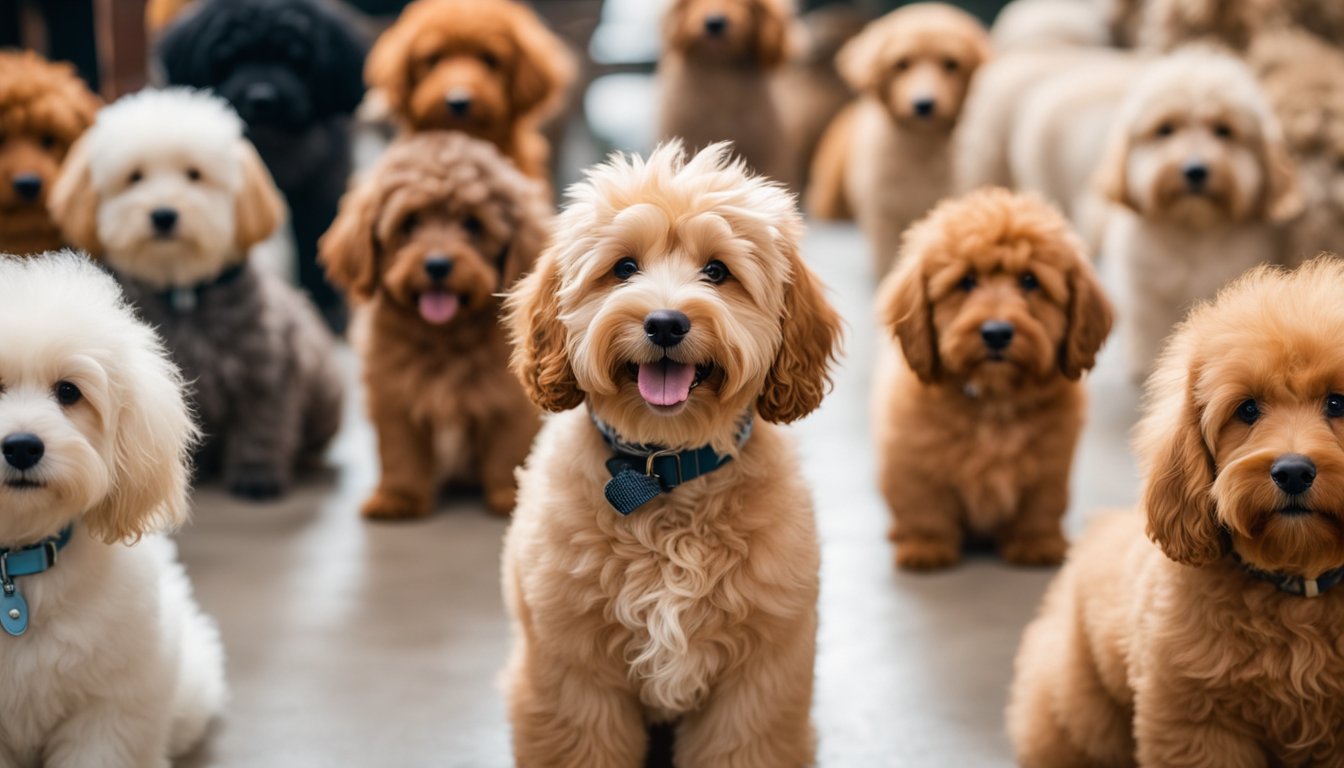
(320, 132), (549, 518)
(808, 3), (990, 276)
(365, 0), (575, 182)
(0, 50), (99, 255)
(656, 0), (793, 186)
(1099, 50), (1301, 383)
(875, 189), (1112, 570)
(1010, 257), (1344, 767)
(501, 142), (840, 766)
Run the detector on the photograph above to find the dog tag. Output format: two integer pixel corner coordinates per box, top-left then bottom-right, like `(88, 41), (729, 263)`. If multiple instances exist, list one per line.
(604, 469), (663, 516)
(170, 288), (198, 313)
(0, 587), (28, 636)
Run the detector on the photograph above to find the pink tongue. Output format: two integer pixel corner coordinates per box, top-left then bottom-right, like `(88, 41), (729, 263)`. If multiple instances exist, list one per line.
(637, 360), (696, 407)
(418, 292), (459, 324)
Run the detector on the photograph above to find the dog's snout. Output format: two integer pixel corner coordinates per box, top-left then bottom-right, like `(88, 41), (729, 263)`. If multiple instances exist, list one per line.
(912, 98), (937, 118)
(245, 82), (279, 114)
(704, 13), (728, 36)
(424, 256), (453, 282)
(645, 309), (691, 348)
(1183, 162), (1209, 190)
(150, 208), (179, 234)
(1271, 454), (1316, 496)
(12, 174), (42, 201)
(980, 321), (1014, 352)
(2, 433), (44, 471)
(446, 89), (473, 117)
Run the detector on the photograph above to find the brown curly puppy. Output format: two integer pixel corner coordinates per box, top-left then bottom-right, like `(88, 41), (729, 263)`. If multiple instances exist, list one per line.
(321, 132), (548, 519)
(365, 0), (574, 183)
(875, 189), (1112, 570)
(0, 50), (99, 255)
(1010, 257), (1344, 767)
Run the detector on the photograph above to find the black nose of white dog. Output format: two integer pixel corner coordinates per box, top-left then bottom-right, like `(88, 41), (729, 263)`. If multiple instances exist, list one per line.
(2, 433), (44, 471)
(12, 174), (42, 201)
(424, 257), (453, 282)
(980, 321), (1014, 351)
(1271, 454), (1316, 495)
(645, 309), (691, 348)
(150, 208), (179, 235)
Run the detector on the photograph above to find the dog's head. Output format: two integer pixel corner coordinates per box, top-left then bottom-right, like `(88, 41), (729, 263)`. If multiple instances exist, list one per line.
(880, 189), (1112, 393)
(662, 0), (791, 68)
(0, 51), (99, 252)
(837, 3), (990, 130)
(157, 0), (368, 131)
(1098, 49), (1301, 228)
(0, 252), (195, 546)
(49, 88), (284, 288)
(505, 142), (841, 449)
(1139, 258), (1344, 578)
(320, 132), (550, 325)
(366, 0), (575, 138)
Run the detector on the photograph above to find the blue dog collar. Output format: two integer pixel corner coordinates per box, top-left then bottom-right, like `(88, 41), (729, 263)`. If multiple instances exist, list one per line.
(0, 525), (74, 636)
(1233, 551), (1344, 598)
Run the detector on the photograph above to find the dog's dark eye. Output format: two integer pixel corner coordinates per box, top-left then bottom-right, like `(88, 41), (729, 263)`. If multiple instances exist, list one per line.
(128, 169), (143, 185)
(478, 51), (499, 70)
(1327, 394), (1344, 418)
(1236, 399), (1260, 425)
(702, 259), (730, 285)
(958, 273), (977, 292)
(463, 216), (484, 236)
(613, 257), (639, 281)
(1212, 122), (1234, 139)
(1020, 272), (1039, 291)
(1155, 122), (1176, 138)
(943, 58), (959, 72)
(895, 57), (911, 72)
(54, 381), (81, 406)
(40, 133), (56, 150)
(401, 213), (418, 235)
(186, 167), (201, 182)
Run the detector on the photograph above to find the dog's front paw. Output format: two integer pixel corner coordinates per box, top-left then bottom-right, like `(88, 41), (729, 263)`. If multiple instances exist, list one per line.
(1000, 532), (1068, 567)
(226, 464), (286, 501)
(361, 489), (431, 520)
(895, 537), (961, 571)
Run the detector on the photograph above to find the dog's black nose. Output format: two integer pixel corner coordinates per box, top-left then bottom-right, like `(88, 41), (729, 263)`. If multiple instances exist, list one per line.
(1183, 162), (1209, 189)
(150, 208), (179, 234)
(2, 433), (44, 471)
(645, 309), (691, 348)
(424, 257), (453, 282)
(245, 82), (279, 115)
(447, 94), (472, 117)
(1271, 454), (1316, 495)
(704, 14), (728, 36)
(980, 321), (1014, 352)
(12, 174), (42, 201)
(913, 98), (937, 118)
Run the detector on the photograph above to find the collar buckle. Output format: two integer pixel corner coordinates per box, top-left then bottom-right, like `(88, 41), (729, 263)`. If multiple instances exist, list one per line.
(645, 448), (681, 486)
(43, 540), (57, 569)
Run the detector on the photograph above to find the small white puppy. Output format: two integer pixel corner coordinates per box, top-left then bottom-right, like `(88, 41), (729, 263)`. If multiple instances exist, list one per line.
(0, 253), (224, 766)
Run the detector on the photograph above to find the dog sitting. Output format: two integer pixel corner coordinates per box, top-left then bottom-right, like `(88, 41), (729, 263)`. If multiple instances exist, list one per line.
(157, 0), (369, 331)
(501, 142), (840, 766)
(320, 132), (548, 519)
(1010, 257), (1344, 767)
(1098, 49), (1301, 382)
(808, 3), (990, 276)
(0, 251), (223, 764)
(48, 88), (343, 501)
(0, 50), (99, 256)
(656, 0), (794, 187)
(875, 189), (1112, 570)
(365, 0), (575, 184)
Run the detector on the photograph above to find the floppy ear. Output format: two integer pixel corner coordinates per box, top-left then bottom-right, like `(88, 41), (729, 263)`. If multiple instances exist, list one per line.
(1094, 126), (1136, 212)
(753, 0), (790, 69)
(365, 17), (414, 115)
(1258, 126), (1303, 223)
(878, 259), (939, 383)
(509, 6), (576, 121)
(757, 249), (842, 423)
(234, 141), (285, 251)
(1142, 369), (1224, 567)
(504, 248), (582, 412)
(836, 20), (886, 92)
(85, 335), (197, 544)
(48, 134), (103, 255)
(1059, 262), (1114, 379)
(318, 179), (382, 301)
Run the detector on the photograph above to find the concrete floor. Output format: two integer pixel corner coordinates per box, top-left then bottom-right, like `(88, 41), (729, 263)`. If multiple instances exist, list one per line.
(175, 222), (1142, 767)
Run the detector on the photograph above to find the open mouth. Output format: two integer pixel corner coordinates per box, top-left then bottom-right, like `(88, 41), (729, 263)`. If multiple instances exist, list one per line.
(626, 359), (714, 409)
(4, 478), (44, 490)
(416, 290), (462, 325)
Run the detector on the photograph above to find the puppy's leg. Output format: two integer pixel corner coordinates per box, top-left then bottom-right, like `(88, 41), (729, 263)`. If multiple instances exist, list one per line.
(474, 411), (539, 517)
(884, 471), (964, 570)
(364, 399), (436, 520)
(999, 480), (1069, 566)
(224, 369), (301, 499)
(1134, 683), (1266, 768)
(44, 698), (171, 768)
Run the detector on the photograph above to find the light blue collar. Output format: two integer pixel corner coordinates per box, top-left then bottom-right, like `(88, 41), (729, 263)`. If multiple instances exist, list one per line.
(0, 525), (74, 636)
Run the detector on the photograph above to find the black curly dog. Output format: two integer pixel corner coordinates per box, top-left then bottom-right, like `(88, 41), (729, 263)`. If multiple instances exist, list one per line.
(158, 0), (367, 331)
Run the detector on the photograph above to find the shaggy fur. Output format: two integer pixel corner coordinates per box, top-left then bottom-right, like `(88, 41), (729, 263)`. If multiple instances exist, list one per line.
(0, 252), (223, 765)
(655, 0), (795, 187)
(1010, 258), (1344, 767)
(49, 89), (343, 500)
(875, 189), (1112, 570)
(366, 0), (575, 184)
(501, 143), (841, 766)
(157, 0), (369, 329)
(808, 3), (990, 276)
(0, 50), (99, 256)
(320, 132), (548, 519)
(1098, 50), (1301, 382)
(990, 0), (1111, 51)
(1138, 0), (1344, 50)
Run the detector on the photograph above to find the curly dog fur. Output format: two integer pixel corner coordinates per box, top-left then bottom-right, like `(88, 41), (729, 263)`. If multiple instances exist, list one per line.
(49, 89), (343, 501)
(366, 0), (574, 184)
(501, 142), (840, 767)
(321, 132), (548, 519)
(1139, 0), (1344, 50)
(0, 50), (99, 256)
(655, 0), (794, 186)
(875, 189), (1112, 570)
(1010, 257), (1344, 767)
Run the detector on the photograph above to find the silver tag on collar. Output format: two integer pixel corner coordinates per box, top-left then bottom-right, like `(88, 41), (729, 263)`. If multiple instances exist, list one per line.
(170, 288), (198, 313)
(0, 584), (28, 636)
